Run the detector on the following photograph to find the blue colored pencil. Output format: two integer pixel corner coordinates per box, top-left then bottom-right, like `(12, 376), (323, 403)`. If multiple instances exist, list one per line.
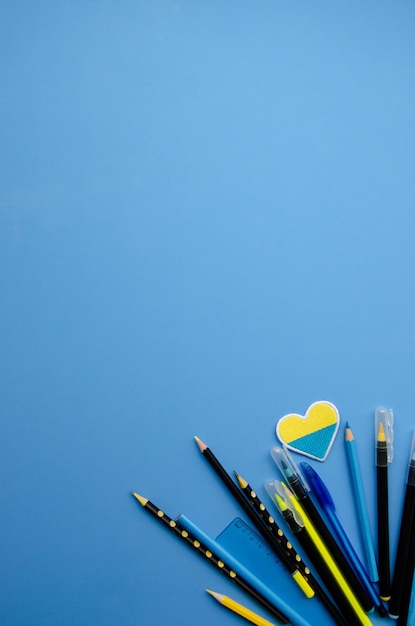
(345, 422), (379, 583)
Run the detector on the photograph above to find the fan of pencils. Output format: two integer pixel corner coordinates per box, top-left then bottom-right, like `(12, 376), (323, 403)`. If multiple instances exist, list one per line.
(131, 413), (415, 626)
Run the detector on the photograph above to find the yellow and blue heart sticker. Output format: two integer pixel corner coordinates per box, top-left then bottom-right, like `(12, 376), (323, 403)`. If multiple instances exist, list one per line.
(276, 401), (340, 462)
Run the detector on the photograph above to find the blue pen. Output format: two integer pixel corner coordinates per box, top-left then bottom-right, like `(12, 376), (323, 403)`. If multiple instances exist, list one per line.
(300, 462), (386, 618)
(178, 513), (314, 626)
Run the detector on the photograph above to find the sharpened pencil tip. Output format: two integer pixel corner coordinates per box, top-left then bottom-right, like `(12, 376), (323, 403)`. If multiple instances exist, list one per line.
(131, 492), (148, 506)
(345, 424), (354, 441)
(234, 472), (248, 489)
(206, 589), (222, 603)
(194, 436), (207, 452)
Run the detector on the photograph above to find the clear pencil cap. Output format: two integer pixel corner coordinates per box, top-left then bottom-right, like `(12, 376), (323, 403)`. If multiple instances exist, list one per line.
(265, 479), (304, 527)
(270, 444), (310, 491)
(375, 407), (394, 463)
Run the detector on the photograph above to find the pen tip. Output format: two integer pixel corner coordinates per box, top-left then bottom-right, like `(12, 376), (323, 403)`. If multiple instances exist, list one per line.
(275, 493), (288, 511)
(377, 421), (386, 441)
(345, 421), (350, 428)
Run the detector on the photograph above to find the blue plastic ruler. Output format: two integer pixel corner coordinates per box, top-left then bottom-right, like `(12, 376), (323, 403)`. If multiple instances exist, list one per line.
(215, 516), (332, 624)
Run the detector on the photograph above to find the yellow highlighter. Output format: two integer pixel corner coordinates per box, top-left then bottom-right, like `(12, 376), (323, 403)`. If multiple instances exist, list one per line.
(284, 485), (373, 626)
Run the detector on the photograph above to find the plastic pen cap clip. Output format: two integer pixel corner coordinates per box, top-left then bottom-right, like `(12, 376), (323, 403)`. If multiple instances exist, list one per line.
(375, 407), (394, 464)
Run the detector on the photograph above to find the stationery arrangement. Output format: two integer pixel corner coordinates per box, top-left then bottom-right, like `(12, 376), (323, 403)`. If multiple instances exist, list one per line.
(131, 401), (415, 626)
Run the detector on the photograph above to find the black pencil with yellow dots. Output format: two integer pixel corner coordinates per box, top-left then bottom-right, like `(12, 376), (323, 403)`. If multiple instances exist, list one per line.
(131, 492), (289, 624)
(234, 472), (349, 626)
(194, 436), (314, 599)
(234, 472), (312, 576)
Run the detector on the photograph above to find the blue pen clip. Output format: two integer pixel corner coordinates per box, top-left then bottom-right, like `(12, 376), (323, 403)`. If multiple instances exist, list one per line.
(375, 407), (394, 463)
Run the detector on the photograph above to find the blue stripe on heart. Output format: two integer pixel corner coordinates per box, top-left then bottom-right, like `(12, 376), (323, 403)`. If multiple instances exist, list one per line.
(289, 424), (338, 460)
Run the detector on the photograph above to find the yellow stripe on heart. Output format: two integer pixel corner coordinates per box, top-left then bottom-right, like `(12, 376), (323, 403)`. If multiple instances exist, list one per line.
(279, 403), (338, 443)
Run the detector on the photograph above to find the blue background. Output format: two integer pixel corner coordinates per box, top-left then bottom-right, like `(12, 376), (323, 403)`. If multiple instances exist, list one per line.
(2, 2), (415, 625)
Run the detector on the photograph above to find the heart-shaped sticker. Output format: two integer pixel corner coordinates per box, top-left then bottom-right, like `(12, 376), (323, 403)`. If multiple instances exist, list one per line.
(276, 401), (340, 461)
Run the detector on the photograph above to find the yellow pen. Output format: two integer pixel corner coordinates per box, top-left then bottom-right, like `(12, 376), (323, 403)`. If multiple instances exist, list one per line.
(207, 589), (277, 626)
(283, 483), (373, 626)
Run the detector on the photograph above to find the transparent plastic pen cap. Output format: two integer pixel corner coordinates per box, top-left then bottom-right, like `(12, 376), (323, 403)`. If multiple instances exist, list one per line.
(265, 479), (304, 527)
(375, 407), (394, 463)
(265, 478), (292, 504)
(265, 478), (280, 502)
(270, 444), (310, 491)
